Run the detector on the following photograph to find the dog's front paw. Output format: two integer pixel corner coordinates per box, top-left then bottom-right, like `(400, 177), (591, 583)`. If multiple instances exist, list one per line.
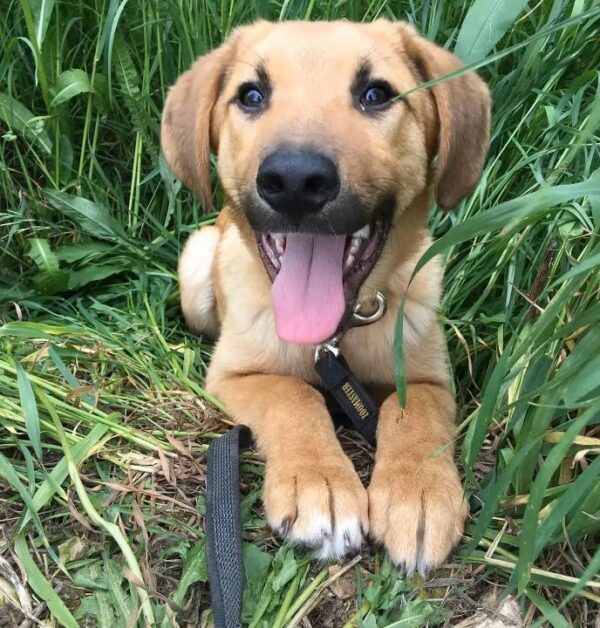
(264, 453), (368, 559)
(368, 456), (467, 576)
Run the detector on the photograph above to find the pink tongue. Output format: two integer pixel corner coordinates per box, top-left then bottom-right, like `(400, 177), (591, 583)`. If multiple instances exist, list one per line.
(272, 234), (346, 344)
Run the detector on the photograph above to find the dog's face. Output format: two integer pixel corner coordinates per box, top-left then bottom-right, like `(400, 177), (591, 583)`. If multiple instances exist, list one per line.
(162, 20), (490, 344)
(216, 21), (429, 233)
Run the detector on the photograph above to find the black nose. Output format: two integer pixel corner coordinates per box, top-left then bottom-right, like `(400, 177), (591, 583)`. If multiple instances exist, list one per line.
(256, 148), (340, 216)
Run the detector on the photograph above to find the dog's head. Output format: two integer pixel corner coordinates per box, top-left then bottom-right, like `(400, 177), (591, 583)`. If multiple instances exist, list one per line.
(162, 20), (490, 344)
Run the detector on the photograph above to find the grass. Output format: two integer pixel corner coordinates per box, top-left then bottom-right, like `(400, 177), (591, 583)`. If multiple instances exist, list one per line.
(1, 0), (599, 625)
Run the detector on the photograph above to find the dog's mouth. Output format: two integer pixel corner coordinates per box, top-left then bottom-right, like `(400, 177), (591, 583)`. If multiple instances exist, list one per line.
(256, 218), (389, 345)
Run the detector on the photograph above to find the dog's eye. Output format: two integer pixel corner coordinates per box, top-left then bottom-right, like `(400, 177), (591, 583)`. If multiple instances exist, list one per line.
(238, 84), (265, 109)
(359, 82), (393, 110)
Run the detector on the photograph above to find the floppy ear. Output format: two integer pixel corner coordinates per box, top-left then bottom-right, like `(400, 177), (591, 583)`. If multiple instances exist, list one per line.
(400, 25), (491, 211)
(161, 44), (233, 210)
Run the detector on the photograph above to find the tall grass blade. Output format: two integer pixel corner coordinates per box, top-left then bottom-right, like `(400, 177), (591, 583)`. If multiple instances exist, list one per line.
(14, 533), (78, 628)
(455, 0), (529, 63)
(50, 69), (95, 109)
(15, 361), (42, 460)
(0, 92), (52, 153)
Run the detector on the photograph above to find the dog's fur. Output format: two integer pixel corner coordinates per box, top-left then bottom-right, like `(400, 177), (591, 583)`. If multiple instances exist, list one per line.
(162, 20), (490, 573)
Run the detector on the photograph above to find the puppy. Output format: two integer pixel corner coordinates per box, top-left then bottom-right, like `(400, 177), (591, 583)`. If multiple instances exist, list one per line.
(162, 20), (490, 574)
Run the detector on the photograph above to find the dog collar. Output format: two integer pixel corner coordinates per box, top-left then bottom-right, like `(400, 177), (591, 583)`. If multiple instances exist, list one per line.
(315, 290), (387, 359)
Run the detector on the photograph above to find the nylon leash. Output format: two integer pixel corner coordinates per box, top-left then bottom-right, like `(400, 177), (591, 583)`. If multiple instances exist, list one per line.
(206, 425), (252, 628)
(204, 292), (386, 627)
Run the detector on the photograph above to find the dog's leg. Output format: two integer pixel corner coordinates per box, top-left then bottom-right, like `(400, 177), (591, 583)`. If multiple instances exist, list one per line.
(208, 373), (368, 558)
(178, 226), (220, 337)
(368, 384), (467, 575)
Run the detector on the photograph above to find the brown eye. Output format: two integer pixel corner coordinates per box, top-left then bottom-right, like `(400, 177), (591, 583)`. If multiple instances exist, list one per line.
(359, 81), (395, 111)
(238, 83), (266, 109)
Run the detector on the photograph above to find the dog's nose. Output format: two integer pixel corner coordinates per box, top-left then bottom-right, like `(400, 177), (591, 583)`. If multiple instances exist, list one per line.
(256, 149), (340, 215)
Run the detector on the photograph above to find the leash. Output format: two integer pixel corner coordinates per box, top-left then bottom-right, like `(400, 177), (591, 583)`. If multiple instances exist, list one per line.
(205, 292), (386, 628)
(205, 425), (252, 628)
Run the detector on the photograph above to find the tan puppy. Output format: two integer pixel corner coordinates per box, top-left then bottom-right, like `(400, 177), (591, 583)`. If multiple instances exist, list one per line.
(162, 20), (490, 574)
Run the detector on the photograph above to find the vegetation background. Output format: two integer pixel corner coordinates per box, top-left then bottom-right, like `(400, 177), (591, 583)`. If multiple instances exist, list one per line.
(1, 0), (599, 625)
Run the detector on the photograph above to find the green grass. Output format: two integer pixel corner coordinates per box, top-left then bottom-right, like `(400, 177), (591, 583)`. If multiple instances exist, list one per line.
(1, 0), (600, 625)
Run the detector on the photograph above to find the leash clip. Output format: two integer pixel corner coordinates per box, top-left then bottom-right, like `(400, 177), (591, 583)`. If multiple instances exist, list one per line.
(314, 334), (342, 362)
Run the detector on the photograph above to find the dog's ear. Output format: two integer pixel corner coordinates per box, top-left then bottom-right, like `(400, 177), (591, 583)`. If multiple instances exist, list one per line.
(400, 25), (491, 211)
(161, 43), (234, 210)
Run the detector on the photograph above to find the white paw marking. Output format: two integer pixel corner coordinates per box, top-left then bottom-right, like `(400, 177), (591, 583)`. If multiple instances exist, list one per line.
(314, 518), (362, 560)
(287, 513), (332, 547)
(284, 513), (363, 560)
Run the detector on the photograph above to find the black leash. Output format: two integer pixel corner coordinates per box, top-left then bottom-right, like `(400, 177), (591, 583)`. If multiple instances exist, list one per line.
(205, 425), (252, 628)
(205, 293), (386, 628)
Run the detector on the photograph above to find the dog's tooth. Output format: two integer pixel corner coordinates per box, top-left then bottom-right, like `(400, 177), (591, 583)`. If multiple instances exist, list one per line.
(349, 237), (361, 255)
(344, 253), (355, 270)
(274, 236), (285, 256)
(353, 225), (370, 239)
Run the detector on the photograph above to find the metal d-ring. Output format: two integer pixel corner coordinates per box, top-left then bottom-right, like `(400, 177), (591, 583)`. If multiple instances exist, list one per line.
(314, 291), (387, 363)
(351, 291), (387, 327)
